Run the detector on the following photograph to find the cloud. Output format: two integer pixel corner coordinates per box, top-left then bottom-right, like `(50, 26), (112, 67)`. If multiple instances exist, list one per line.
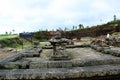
(0, 0), (120, 33)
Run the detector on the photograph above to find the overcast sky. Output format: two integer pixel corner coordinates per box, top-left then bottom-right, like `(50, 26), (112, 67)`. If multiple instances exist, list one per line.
(0, 0), (120, 34)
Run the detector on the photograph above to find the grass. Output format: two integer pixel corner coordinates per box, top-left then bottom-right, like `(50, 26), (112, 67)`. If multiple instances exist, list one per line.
(19, 42), (33, 49)
(0, 34), (32, 50)
(0, 34), (18, 40)
(108, 19), (120, 24)
(0, 34), (49, 50)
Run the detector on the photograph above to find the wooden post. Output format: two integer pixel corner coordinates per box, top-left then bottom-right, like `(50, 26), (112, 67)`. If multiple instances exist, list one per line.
(22, 39), (24, 49)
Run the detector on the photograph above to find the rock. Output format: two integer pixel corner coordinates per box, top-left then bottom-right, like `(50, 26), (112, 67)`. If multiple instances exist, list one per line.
(4, 48), (14, 52)
(96, 47), (103, 52)
(110, 50), (120, 57)
(103, 49), (111, 54)
(0, 65), (120, 79)
(30, 61), (72, 69)
(33, 41), (39, 48)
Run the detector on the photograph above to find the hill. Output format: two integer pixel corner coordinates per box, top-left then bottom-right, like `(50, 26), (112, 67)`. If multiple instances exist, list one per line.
(34, 20), (120, 40)
(66, 20), (120, 39)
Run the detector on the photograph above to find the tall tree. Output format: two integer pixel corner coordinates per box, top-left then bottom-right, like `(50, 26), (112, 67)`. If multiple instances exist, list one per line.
(78, 24), (84, 29)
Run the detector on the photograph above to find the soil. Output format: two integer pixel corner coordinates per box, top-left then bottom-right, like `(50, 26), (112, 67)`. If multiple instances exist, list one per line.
(0, 48), (17, 61)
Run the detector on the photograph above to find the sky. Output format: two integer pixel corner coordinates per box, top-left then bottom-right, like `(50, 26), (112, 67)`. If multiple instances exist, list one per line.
(0, 0), (120, 34)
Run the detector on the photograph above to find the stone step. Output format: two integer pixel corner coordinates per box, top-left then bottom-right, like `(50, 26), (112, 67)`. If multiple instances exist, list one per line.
(103, 49), (120, 57)
(0, 64), (120, 79)
(29, 61), (72, 69)
(42, 44), (90, 49)
(30, 58), (120, 69)
(0, 47), (33, 63)
(72, 58), (120, 67)
(1, 58), (120, 69)
(90, 44), (120, 57)
(0, 52), (23, 63)
(0, 47), (42, 63)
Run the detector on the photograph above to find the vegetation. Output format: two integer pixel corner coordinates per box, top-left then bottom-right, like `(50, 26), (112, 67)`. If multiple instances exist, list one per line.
(0, 20), (120, 49)
(108, 19), (120, 24)
(0, 35), (32, 49)
(34, 30), (51, 41)
(0, 34), (18, 40)
(34, 20), (120, 40)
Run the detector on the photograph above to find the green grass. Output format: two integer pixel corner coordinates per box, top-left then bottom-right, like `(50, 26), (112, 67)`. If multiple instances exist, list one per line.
(0, 34), (18, 40)
(108, 19), (120, 24)
(19, 42), (33, 49)
(0, 34), (48, 50)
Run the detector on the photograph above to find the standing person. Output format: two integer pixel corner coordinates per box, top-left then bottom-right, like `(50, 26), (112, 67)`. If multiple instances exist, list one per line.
(106, 33), (110, 45)
(106, 33), (110, 39)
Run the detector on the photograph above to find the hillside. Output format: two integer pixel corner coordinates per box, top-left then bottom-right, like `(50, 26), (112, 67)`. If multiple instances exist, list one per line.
(66, 20), (120, 39)
(0, 20), (120, 48)
(34, 20), (120, 40)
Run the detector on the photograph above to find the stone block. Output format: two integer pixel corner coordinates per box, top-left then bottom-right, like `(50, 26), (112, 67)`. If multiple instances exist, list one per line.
(23, 53), (40, 57)
(30, 61), (47, 69)
(0, 65), (120, 79)
(66, 45), (76, 48)
(96, 47), (103, 52)
(110, 50), (120, 57)
(0, 62), (19, 69)
(0, 53), (23, 63)
(91, 45), (98, 50)
(42, 46), (53, 49)
(102, 49), (111, 54)
(72, 58), (120, 67)
(30, 61), (72, 68)
(0, 62), (29, 69)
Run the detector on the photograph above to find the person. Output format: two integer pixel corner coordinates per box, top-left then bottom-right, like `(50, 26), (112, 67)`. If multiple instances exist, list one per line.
(106, 33), (110, 38)
(105, 33), (110, 45)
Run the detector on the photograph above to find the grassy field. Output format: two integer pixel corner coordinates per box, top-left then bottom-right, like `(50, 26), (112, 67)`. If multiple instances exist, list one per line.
(0, 34), (18, 40)
(0, 34), (32, 49)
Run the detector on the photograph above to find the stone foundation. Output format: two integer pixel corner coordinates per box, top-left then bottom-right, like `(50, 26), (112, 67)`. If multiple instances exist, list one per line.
(0, 44), (120, 79)
(90, 44), (120, 57)
(0, 65), (120, 79)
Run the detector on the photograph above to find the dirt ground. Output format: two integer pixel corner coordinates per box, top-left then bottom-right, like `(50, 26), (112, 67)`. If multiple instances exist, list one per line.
(0, 48), (17, 61)
(0, 34), (119, 61)
(0, 41), (85, 61)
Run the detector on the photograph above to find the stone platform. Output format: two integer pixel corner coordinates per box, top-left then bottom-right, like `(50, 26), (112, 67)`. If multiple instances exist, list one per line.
(0, 45), (120, 79)
(0, 65), (120, 79)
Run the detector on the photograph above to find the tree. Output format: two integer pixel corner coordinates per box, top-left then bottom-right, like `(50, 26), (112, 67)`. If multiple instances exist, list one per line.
(64, 27), (69, 31)
(114, 15), (117, 21)
(72, 26), (75, 30)
(12, 29), (15, 34)
(5, 32), (8, 34)
(78, 24), (84, 29)
(72, 26), (77, 30)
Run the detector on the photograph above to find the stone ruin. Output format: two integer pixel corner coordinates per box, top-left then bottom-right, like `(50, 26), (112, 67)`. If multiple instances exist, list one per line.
(49, 30), (71, 60)
(0, 31), (120, 80)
